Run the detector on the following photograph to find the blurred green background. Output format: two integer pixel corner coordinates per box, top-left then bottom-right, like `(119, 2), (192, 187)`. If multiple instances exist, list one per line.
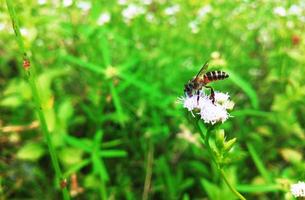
(1, 0), (305, 199)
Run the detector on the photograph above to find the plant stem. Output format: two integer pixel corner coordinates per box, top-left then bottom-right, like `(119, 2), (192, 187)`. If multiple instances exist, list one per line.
(6, 1), (70, 199)
(219, 169), (246, 200)
(142, 139), (154, 200)
(100, 179), (107, 200)
(198, 122), (246, 200)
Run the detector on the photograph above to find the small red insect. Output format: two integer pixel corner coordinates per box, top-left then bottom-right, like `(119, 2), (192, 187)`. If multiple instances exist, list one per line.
(23, 58), (30, 70)
(292, 35), (301, 46)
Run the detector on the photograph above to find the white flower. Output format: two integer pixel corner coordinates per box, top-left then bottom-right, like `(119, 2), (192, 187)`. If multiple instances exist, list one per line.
(200, 99), (229, 124)
(288, 5), (302, 16)
(197, 5), (212, 19)
(188, 21), (199, 34)
(77, 1), (91, 11)
(179, 91), (233, 124)
(145, 13), (155, 23)
(214, 92), (234, 110)
(20, 28), (29, 36)
(291, 181), (305, 197)
(63, 0), (73, 7)
(118, 0), (127, 5)
(122, 4), (145, 23)
(164, 5), (180, 16)
(141, 0), (152, 5)
(180, 95), (200, 112)
(273, 6), (286, 17)
(97, 12), (111, 25)
(0, 23), (5, 31)
(38, 0), (47, 5)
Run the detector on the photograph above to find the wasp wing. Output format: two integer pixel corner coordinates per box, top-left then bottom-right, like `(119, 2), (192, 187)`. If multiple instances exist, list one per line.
(195, 61), (209, 78)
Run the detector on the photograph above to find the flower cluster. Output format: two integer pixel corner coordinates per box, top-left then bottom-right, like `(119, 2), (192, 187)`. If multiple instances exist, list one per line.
(122, 4), (145, 23)
(179, 91), (234, 124)
(188, 5), (212, 33)
(291, 181), (305, 198)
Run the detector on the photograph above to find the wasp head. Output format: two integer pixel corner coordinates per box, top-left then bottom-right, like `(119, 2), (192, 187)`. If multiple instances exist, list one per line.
(184, 81), (194, 97)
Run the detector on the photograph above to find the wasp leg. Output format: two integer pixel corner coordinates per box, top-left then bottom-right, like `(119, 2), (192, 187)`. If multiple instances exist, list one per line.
(205, 86), (215, 104)
(196, 90), (200, 105)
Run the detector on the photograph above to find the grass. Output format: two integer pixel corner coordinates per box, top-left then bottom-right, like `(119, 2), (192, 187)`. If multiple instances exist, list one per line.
(1, 0), (305, 199)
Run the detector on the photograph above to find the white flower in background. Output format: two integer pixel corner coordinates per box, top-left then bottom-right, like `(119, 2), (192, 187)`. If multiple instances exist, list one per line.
(288, 5), (302, 16)
(77, 1), (91, 11)
(122, 4), (145, 23)
(145, 13), (155, 23)
(118, 0), (127, 5)
(188, 5), (211, 33)
(177, 124), (201, 147)
(20, 28), (29, 36)
(188, 21), (199, 34)
(0, 23), (5, 31)
(273, 6), (286, 17)
(211, 51), (220, 59)
(164, 4), (180, 15)
(168, 17), (177, 25)
(63, 0), (73, 7)
(97, 12), (111, 25)
(141, 0), (152, 5)
(38, 0), (47, 5)
(291, 181), (305, 197)
(179, 91), (233, 124)
(197, 5), (212, 19)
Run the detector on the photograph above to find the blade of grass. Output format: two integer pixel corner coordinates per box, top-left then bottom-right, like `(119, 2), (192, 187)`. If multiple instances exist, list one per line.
(64, 135), (92, 152)
(64, 159), (91, 177)
(246, 142), (273, 184)
(231, 109), (271, 117)
(109, 82), (126, 126)
(158, 157), (176, 199)
(237, 184), (282, 193)
(61, 54), (104, 73)
(227, 69), (259, 109)
(98, 30), (111, 67)
(99, 150), (127, 158)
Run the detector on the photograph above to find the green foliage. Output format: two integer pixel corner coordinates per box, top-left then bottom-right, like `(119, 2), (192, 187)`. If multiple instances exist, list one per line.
(1, 0), (305, 199)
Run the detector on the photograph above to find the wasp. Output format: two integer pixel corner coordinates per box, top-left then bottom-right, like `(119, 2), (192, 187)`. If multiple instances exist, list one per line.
(184, 61), (229, 104)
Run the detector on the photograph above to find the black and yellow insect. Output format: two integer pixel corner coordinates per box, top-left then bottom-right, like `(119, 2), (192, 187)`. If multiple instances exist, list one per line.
(184, 61), (229, 103)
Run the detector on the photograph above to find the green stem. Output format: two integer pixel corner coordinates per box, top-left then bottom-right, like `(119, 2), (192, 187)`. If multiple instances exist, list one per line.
(198, 122), (246, 200)
(100, 179), (107, 200)
(6, 1), (70, 199)
(220, 169), (246, 200)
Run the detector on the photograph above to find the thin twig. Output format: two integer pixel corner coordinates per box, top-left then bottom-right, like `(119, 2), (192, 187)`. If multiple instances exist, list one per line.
(142, 140), (154, 200)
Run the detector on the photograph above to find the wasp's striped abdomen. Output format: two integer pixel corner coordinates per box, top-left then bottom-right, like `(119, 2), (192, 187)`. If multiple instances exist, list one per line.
(203, 71), (229, 84)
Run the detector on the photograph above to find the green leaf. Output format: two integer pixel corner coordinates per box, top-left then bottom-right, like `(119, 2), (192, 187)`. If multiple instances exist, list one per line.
(92, 153), (109, 182)
(59, 147), (84, 166)
(109, 82), (127, 126)
(17, 142), (45, 161)
(58, 99), (74, 124)
(99, 150), (127, 158)
(64, 135), (92, 152)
